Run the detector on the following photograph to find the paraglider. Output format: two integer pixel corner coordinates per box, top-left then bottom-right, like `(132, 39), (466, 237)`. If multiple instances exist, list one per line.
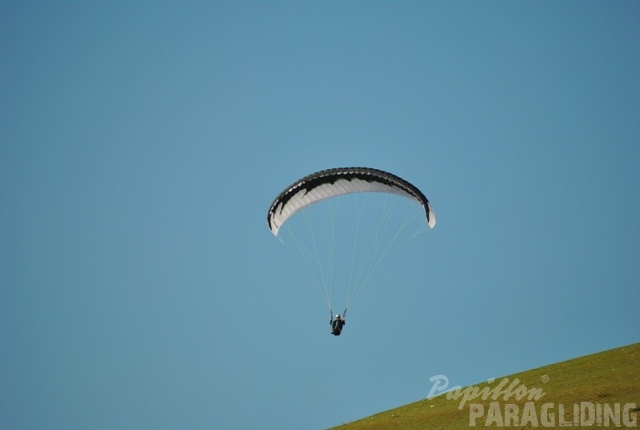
(267, 167), (435, 236)
(267, 167), (435, 335)
(330, 313), (346, 336)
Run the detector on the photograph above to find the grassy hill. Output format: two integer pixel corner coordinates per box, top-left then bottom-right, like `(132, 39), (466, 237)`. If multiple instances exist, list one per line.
(331, 342), (639, 429)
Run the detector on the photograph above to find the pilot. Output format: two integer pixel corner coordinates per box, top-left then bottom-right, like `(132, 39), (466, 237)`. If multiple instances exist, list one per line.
(330, 314), (346, 336)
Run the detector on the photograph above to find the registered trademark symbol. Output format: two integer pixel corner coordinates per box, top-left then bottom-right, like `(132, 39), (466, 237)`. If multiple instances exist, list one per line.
(541, 375), (549, 383)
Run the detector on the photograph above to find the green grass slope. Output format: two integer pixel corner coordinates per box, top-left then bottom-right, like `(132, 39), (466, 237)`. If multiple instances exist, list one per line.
(331, 342), (639, 429)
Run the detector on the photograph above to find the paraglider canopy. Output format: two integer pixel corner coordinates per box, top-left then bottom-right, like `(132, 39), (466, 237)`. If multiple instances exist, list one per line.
(267, 167), (435, 236)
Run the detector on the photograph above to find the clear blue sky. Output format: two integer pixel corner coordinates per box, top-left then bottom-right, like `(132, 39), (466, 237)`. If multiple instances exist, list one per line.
(1, 2), (638, 429)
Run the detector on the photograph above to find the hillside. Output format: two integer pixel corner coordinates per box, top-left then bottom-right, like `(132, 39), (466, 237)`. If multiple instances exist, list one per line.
(331, 342), (639, 429)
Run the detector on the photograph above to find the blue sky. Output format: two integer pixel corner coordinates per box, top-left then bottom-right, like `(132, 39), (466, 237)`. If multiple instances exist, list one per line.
(1, 2), (638, 429)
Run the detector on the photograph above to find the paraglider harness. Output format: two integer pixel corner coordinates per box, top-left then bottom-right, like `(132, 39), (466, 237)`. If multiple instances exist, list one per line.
(330, 308), (347, 336)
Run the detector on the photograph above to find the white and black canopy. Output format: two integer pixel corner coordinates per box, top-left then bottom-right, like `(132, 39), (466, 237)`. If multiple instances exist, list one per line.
(267, 167), (435, 236)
